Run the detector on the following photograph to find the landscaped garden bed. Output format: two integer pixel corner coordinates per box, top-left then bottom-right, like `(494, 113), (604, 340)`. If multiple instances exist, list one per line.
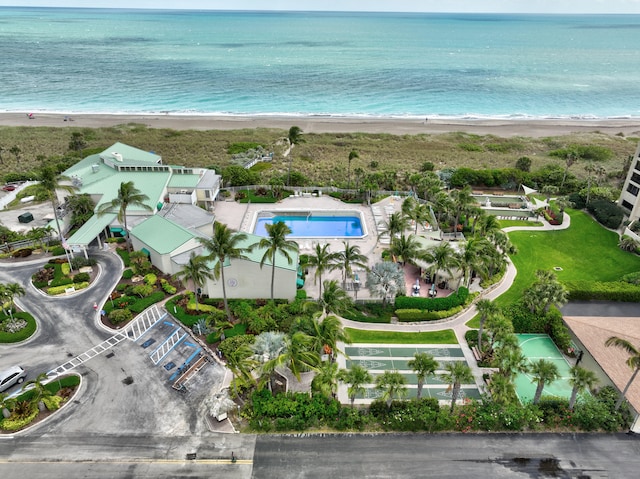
(0, 374), (81, 433)
(31, 257), (98, 296)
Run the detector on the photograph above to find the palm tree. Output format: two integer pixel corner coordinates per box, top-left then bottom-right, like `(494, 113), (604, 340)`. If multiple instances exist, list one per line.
(311, 361), (340, 399)
(375, 370), (407, 409)
(529, 358), (560, 404)
(422, 242), (459, 286)
(523, 269), (569, 314)
(560, 147), (580, 190)
(457, 238), (492, 288)
(389, 234), (425, 266)
(440, 361), (474, 412)
(287, 126), (305, 146)
(198, 222), (249, 321)
(97, 181), (152, 252)
(475, 299), (500, 355)
(448, 186), (474, 237)
(66, 193), (96, 229)
(486, 373), (518, 405)
(477, 214), (500, 237)
(347, 149), (359, 190)
(307, 243), (340, 298)
(4, 282), (25, 319)
(339, 365), (372, 408)
(619, 235), (638, 253)
(173, 252), (214, 313)
(568, 366), (598, 410)
(318, 280), (353, 317)
(336, 241), (368, 286)
(226, 343), (258, 397)
(494, 344), (529, 382)
(380, 212), (410, 240)
(38, 165), (76, 244)
(353, 167), (365, 191)
(251, 221), (298, 300)
(22, 372), (53, 411)
(261, 331), (320, 390)
(308, 313), (351, 359)
(408, 352), (438, 399)
(604, 336), (640, 410)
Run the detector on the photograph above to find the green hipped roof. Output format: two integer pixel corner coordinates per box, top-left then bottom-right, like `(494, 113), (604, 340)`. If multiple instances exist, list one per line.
(130, 215), (194, 255)
(168, 174), (200, 189)
(100, 142), (161, 164)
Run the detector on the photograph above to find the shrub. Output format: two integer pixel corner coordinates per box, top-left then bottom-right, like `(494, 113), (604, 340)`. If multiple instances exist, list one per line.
(50, 246), (66, 256)
(0, 403), (39, 431)
(12, 248), (33, 258)
(565, 280), (640, 302)
(295, 289), (307, 300)
(395, 306), (463, 321)
(122, 268), (134, 279)
(129, 291), (165, 313)
(218, 334), (256, 358)
(144, 273), (157, 286)
(47, 282), (89, 295)
(587, 199), (624, 229)
(61, 263), (71, 275)
(49, 277), (74, 288)
(109, 308), (133, 324)
(160, 278), (177, 294)
(116, 248), (131, 267)
(131, 284), (154, 298)
(395, 287), (469, 311)
(73, 272), (90, 283)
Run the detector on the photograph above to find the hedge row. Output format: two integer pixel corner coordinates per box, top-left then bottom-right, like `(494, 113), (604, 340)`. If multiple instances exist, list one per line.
(395, 306), (464, 322)
(129, 291), (166, 313)
(395, 287), (469, 312)
(565, 280), (640, 302)
(47, 281), (89, 295)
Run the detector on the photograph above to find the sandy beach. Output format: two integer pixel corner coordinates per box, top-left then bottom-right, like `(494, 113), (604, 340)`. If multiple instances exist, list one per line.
(2, 112), (640, 138)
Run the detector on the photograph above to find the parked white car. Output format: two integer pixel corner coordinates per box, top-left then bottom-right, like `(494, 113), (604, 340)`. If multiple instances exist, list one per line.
(0, 365), (27, 392)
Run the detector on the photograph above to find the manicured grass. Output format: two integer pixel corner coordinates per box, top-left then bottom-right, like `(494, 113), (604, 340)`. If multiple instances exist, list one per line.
(498, 219), (543, 228)
(345, 328), (457, 344)
(0, 312), (37, 343)
(496, 209), (640, 307)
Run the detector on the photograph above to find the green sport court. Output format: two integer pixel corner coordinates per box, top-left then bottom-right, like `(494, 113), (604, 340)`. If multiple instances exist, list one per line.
(342, 344), (481, 403)
(514, 334), (575, 404)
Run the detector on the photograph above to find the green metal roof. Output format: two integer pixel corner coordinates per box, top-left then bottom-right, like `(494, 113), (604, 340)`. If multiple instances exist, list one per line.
(67, 213), (117, 246)
(84, 171), (170, 212)
(168, 174), (200, 188)
(100, 142), (161, 164)
(130, 215), (195, 254)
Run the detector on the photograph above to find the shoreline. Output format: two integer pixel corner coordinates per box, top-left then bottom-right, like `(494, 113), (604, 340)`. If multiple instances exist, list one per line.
(2, 112), (640, 138)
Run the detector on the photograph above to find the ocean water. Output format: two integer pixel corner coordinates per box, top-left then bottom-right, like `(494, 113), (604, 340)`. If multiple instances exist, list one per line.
(1, 7), (640, 119)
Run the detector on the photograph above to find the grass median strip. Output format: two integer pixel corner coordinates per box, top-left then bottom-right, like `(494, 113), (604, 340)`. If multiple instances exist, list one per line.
(345, 328), (457, 344)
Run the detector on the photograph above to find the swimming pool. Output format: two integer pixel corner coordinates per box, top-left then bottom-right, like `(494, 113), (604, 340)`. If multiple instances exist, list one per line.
(252, 210), (366, 238)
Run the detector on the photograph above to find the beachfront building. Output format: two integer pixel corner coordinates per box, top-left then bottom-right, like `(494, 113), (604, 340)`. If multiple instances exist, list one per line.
(619, 142), (640, 222)
(57, 142), (298, 300)
(61, 142), (220, 254)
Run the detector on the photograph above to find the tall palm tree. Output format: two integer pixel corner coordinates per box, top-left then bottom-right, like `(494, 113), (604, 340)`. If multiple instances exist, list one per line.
(173, 252), (215, 313)
(523, 269), (569, 314)
(198, 222), (249, 321)
(226, 343), (258, 397)
(38, 165), (76, 244)
(401, 197), (431, 235)
(422, 242), (459, 286)
(318, 280), (353, 317)
(475, 299), (500, 355)
(287, 125), (305, 146)
(375, 370), (407, 409)
(477, 214), (500, 237)
(380, 212), (410, 240)
(22, 372), (53, 411)
(261, 331), (320, 386)
(494, 343), (529, 382)
(4, 282), (25, 319)
(568, 366), (598, 410)
(251, 221), (298, 300)
(97, 181), (152, 252)
(336, 241), (368, 286)
(389, 234), (425, 266)
(486, 373), (518, 406)
(448, 186), (474, 238)
(311, 361), (340, 399)
(308, 313), (351, 359)
(529, 359), (560, 404)
(440, 361), (474, 412)
(408, 352), (438, 400)
(604, 336), (640, 410)
(307, 243), (340, 298)
(339, 365), (372, 408)
(457, 238), (492, 288)
(66, 193), (96, 229)
(347, 149), (359, 190)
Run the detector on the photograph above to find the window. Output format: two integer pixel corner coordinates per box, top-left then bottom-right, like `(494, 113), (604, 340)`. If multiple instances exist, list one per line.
(627, 184), (640, 196)
(632, 172), (640, 185)
(622, 200), (634, 210)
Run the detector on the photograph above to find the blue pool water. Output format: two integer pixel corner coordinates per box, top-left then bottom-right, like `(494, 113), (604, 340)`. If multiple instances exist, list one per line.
(254, 215), (363, 238)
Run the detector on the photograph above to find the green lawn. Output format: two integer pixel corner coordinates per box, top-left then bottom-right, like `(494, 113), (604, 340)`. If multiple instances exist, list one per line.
(496, 209), (640, 307)
(345, 328), (457, 344)
(498, 219), (543, 228)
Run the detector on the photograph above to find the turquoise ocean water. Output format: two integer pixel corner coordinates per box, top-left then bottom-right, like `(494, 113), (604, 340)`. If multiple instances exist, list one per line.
(1, 7), (640, 119)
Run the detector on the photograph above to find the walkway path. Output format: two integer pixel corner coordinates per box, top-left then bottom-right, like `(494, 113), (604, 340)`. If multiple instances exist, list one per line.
(338, 211), (572, 392)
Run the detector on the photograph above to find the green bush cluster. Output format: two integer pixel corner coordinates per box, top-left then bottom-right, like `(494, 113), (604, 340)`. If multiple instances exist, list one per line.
(49, 276), (73, 288)
(131, 284), (154, 298)
(50, 245), (66, 256)
(565, 280), (640, 302)
(61, 263), (71, 275)
(0, 312), (37, 343)
(129, 291), (165, 314)
(47, 281), (89, 295)
(160, 278), (177, 294)
(116, 248), (131, 267)
(206, 323), (247, 344)
(395, 306), (463, 322)
(0, 403), (39, 431)
(109, 308), (133, 324)
(144, 273), (157, 286)
(218, 334), (255, 357)
(73, 272), (90, 283)
(587, 199), (624, 229)
(341, 302), (394, 323)
(122, 268), (134, 279)
(395, 287), (469, 312)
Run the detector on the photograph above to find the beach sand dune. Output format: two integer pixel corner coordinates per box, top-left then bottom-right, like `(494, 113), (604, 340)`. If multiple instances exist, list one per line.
(1, 112), (639, 138)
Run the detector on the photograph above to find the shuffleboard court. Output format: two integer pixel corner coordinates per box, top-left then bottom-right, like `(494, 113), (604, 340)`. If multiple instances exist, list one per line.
(338, 343), (480, 405)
